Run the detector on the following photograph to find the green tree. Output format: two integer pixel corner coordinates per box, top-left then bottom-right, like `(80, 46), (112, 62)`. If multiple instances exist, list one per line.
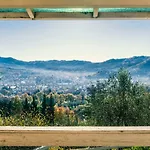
(31, 95), (37, 115)
(42, 94), (47, 116)
(23, 98), (30, 113)
(86, 68), (149, 126)
(7, 100), (12, 117)
(12, 95), (23, 116)
(48, 93), (55, 125)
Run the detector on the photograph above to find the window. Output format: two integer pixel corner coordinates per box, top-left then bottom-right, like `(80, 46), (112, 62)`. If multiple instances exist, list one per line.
(0, 0), (150, 150)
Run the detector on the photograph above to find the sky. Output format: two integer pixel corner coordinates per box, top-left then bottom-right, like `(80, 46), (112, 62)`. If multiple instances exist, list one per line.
(0, 20), (150, 62)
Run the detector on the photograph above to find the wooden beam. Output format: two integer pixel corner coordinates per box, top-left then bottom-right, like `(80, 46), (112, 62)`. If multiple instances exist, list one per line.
(0, 12), (150, 20)
(0, 0), (150, 8)
(0, 12), (31, 20)
(93, 8), (99, 18)
(1, 126), (150, 146)
(33, 12), (150, 20)
(26, 8), (34, 19)
(34, 12), (93, 20)
(98, 12), (150, 19)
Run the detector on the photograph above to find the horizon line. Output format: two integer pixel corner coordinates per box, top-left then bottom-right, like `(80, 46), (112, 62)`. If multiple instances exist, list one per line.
(0, 55), (149, 63)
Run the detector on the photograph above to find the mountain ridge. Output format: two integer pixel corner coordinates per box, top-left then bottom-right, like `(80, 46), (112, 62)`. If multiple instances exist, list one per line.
(0, 55), (149, 63)
(0, 56), (150, 76)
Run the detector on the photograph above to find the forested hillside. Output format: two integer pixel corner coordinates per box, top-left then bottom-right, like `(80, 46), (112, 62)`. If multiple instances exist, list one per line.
(1, 68), (150, 126)
(1, 66), (150, 149)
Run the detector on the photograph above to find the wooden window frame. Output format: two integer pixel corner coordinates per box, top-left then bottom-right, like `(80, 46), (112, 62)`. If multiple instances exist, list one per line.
(0, 0), (150, 147)
(1, 126), (150, 146)
(0, 0), (150, 20)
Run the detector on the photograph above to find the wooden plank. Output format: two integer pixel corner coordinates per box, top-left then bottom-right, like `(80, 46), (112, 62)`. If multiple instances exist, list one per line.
(34, 12), (93, 20)
(34, 12), (150, 20)
(0, 0), (150, 8)
(0, 12), (150, 20)
(98, 12), (150, 19)
(93, 8), (99, 18)
(1, 126), (150, 146)
(0, 12), (31, 19)
(26, 8), (34, 19)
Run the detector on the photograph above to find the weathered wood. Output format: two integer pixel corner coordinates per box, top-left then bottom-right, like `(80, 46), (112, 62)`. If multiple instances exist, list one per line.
(93, 8), (99, 18)
(98, 12), (150, 19)
(0, 12), (150, 20)
(34, 12), (150, 20)
(0, 0), (149, 8)
(1, 126), (150, 146)
(26, 8), (34, 19)
(0, 12), (31, 20)
(34, 12), (93, 20)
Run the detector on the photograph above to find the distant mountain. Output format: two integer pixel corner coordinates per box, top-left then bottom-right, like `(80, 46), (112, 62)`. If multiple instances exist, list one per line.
(0, 56), (150, 77)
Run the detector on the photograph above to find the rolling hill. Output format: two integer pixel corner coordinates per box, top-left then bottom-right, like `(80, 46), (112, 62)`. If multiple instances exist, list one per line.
(0, 56), (150, 76)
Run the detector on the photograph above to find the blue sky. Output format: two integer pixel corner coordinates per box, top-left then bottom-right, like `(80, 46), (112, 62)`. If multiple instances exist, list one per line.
(0, 20), (150, 62)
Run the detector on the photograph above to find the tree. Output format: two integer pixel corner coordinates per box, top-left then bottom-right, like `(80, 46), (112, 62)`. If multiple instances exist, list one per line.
(23, 97), (29, 113)
(48, 93), (55, 125)
(12, 95), (23, 116)
(42, 94), (47, 116)
(31, 95), (37, 115)
(7, 100), (12, 117)
(86, 68), (149, 126)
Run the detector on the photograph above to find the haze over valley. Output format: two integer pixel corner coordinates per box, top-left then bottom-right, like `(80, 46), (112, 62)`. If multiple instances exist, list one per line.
(0, 55), (150, 95)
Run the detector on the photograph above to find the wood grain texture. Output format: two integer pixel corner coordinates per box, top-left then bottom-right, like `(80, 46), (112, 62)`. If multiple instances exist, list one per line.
(0, 0), (150, 8)
(1, 12), (150, 20)
(1, 126), (150, 146)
